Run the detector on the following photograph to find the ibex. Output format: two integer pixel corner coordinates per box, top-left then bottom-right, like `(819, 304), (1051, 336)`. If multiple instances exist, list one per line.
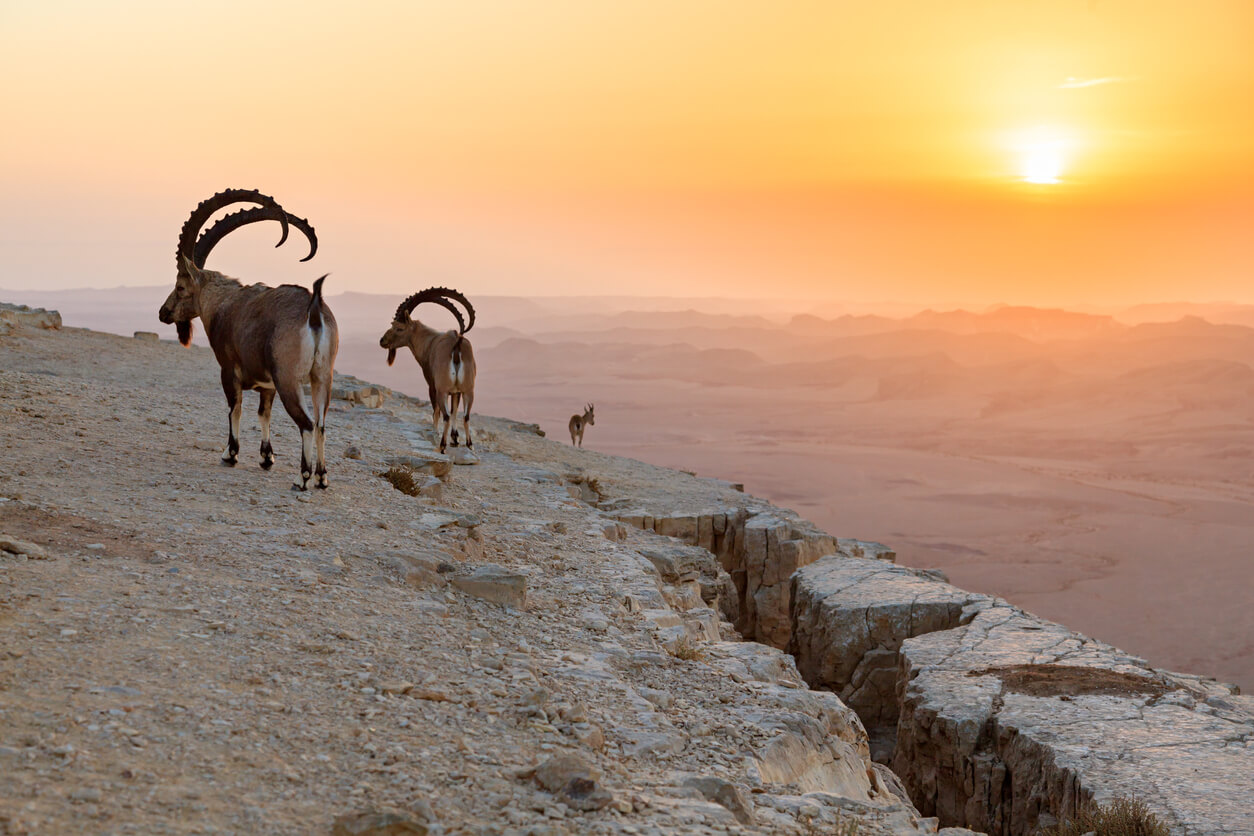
(569, 404), (595, 447)
(379, 287), (476, 454)
(157, 189), (338, 491)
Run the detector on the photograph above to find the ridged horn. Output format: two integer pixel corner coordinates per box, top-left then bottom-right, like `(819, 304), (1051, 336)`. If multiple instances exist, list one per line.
(432, 288), (475, 334)
(193, 207), (318, 268)
(394, 287), (467, 334)
(176, 189), (288, 274)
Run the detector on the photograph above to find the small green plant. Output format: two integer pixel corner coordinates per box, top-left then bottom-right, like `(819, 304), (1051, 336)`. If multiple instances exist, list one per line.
(1037, 796), (1169, 836)
(380, 465), (421, 496)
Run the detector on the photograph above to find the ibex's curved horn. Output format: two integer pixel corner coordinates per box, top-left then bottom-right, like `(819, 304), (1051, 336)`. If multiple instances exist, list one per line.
(395, 287), (467, 334)
(176, 189), (287, 274)
(433, 288), (475, 334)
(193, 207), (318, 268)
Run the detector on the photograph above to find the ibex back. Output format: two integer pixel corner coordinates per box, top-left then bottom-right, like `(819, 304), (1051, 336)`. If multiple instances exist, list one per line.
(157, 189), (338, 491)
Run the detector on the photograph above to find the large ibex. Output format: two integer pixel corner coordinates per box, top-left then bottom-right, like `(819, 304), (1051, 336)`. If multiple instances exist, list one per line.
(158, 189), (338, 491)
(379, 288), (476, 454)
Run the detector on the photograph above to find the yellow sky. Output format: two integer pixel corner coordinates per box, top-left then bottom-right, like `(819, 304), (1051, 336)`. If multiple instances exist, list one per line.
(1, 1), (1252, 304)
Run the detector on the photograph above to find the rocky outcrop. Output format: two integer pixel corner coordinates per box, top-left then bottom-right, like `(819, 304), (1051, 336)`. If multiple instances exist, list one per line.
(0, 302), (61, 333)
(613, 504), (894, 649)
(789, 558), (981, 761)
(790, 555), (1254, 836)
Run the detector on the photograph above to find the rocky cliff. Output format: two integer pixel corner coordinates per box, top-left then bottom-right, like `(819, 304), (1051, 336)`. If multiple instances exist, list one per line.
(0, 318), (970, 835)
(1, 314), (1249, 836)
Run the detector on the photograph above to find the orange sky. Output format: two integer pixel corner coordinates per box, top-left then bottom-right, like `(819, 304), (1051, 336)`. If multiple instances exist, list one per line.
(1, 1), (1252, 305)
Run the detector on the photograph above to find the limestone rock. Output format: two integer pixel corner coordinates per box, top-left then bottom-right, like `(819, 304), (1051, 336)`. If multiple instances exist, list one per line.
(532, 754), (612, 811)
(333, 384), (390, 408)
(376, 551), (448, 589)
(447, 447), (479, 466)
(893, 602), (1254, 835)
(682, 776), (755, 824)
(835, 537), (897, 563)
(385, 453), (451, 479)
(133, 331), (159, 341)
(0, 535), (48, 559)
(789, 556), (981, 756)
(331, 809), (429, 835)
(739, 511), (836, 648)
(451, 564), (527, 609)
(0, 303), (61, 330)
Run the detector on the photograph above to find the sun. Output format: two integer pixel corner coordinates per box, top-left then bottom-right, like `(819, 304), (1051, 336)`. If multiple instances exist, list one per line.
(1012, 126), (1075, 185)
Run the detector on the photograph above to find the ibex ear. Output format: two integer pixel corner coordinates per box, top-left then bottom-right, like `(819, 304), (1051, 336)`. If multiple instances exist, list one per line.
(181, 254), (204, 288)
(386, 348), (397, 366)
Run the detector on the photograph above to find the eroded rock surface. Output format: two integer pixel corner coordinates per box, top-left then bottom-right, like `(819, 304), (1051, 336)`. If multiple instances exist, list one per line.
(0, 323), (961, 836)
(789, 555), (1254, 835)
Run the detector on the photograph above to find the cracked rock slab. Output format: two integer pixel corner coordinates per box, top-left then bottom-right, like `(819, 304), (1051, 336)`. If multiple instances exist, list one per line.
(894, 603), (1254, 835)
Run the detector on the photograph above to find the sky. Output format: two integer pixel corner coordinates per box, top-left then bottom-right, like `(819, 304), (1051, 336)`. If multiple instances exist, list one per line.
(1, 1), (1252, 306)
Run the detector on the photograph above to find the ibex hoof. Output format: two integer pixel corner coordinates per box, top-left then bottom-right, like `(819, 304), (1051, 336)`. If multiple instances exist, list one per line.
(260, 458), (274, 470)
(220, 457), (237, 467)
(291, 482), (308, 492)
(315, 473), (329, 489)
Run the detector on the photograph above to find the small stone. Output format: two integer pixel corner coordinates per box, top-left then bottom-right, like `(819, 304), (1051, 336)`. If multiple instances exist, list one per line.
(60, 629), (78, 638)
(379, 681), (415, 696)
(534, 754), (600, 792)
(344, 445), (364, 460)
(451, 565), (527, 609)
(0, 535), (48, 559)
(448, 447), (480, 466)
(331, 809), (429, 835)
(682, 777), (755, 825)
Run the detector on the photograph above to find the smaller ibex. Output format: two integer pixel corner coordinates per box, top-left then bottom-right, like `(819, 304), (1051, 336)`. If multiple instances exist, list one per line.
(569, 404), (595, 447)
(380, 288), (476, 454)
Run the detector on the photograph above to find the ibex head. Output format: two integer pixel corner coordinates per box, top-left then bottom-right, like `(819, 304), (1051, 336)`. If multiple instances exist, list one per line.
(585, 403), (595, 425)
(160, 188), (316, 347)
(380, 287), (474, 366)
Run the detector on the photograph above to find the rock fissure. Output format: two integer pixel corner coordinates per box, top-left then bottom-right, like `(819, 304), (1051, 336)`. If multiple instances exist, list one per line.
(630, 502), (1254, 836)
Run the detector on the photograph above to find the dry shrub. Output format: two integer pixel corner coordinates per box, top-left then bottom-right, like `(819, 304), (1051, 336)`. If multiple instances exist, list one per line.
(1038, 796), (1169, 836)
(668, 637), (706, 662)
(380, 465), (421, 496)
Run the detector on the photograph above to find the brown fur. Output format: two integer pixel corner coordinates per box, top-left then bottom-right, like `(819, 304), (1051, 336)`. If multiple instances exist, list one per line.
(380, 317), (476, 454)
(569, 403), (595, 447)
(161, 260), (338, 490)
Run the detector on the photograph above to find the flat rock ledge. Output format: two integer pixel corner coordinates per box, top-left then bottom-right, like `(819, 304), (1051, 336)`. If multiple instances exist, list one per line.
(790, 557), (1254, 836)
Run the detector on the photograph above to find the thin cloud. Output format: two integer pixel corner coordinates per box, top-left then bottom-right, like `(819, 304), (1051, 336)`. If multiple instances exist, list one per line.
(1060, 76), (1137, 89)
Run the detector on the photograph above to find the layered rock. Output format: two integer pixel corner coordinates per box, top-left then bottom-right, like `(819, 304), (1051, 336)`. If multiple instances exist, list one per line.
(789, 558), (980, 761)
(613, 504), (872, 648)
(0, 302), (61, 333)
(790, 555), (1254, 835)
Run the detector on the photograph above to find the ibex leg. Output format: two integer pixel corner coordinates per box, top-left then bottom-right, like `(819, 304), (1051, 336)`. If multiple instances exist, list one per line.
(258, 387), (276, 469)
(220, 368), (242, 465)
(277, 380), (315, 491)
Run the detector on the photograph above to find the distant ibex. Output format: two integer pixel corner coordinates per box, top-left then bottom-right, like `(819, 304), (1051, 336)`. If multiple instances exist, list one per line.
(158, 189), (338, 491)
(569, 404), (595, 447)
(379, 287), (476, 454)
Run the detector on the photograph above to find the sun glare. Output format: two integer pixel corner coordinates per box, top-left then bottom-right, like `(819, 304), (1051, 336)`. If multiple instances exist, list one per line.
(1013, 126), (1075, 185)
